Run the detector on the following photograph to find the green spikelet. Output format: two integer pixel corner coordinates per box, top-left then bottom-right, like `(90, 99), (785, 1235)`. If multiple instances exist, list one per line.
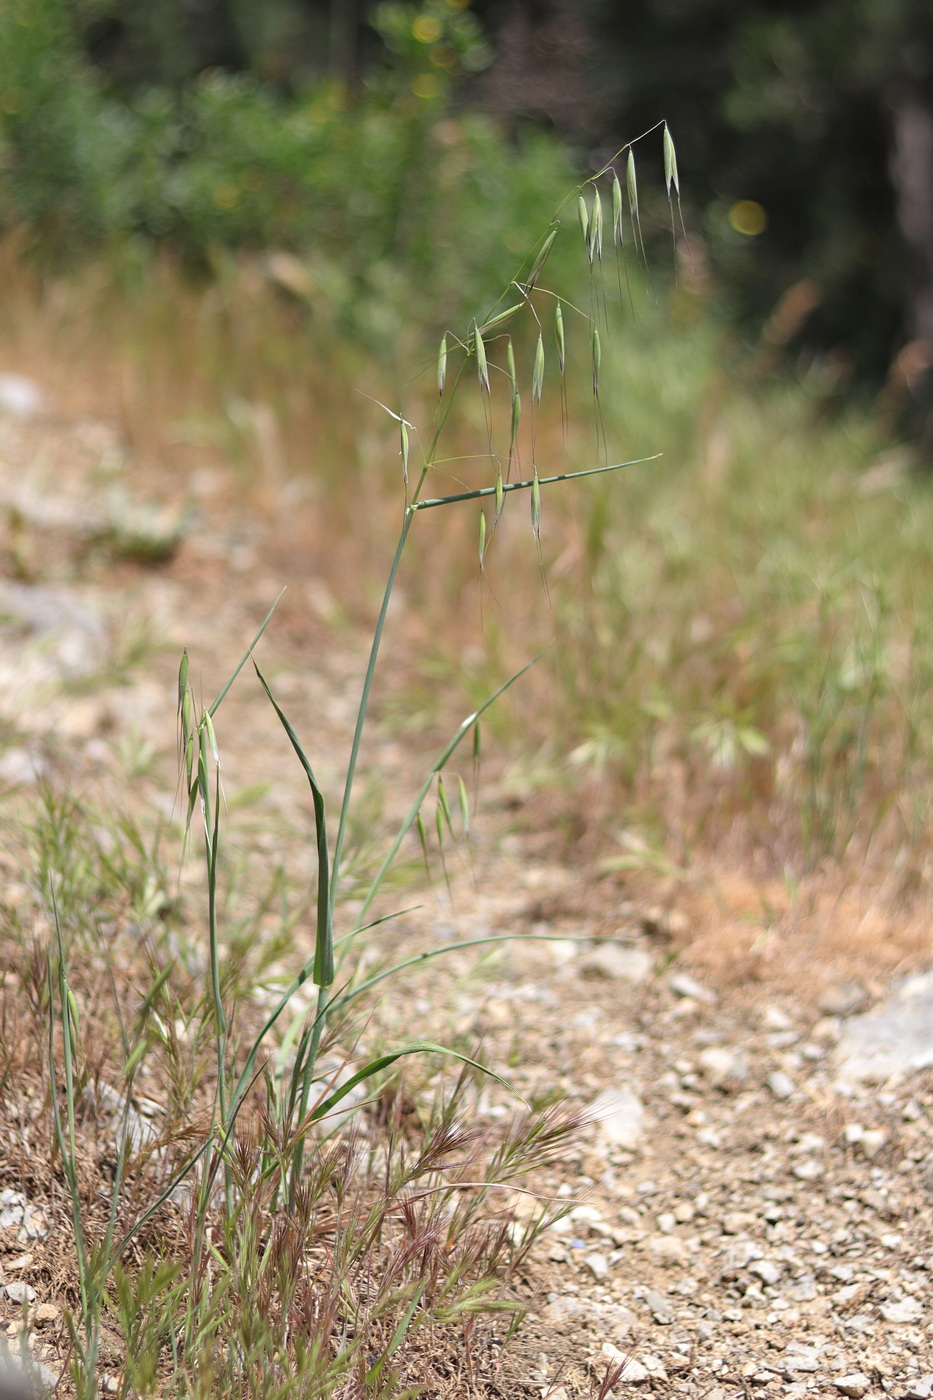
(555, 300), (565, 374)
(532, 333), (545, 405)
(437, 332), (447, 397)
(612, 171), (624, 246)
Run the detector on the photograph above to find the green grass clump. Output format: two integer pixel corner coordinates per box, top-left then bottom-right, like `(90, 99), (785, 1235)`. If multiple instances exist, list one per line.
(0, 132), (682, 1399)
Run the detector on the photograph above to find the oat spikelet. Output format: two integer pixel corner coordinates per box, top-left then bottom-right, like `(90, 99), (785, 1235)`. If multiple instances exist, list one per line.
(437, 332), (447, 397)
(472, 318), (490, 394)
(577, 194), (589, 249)
(525, 226), (557, 293)
(663, 122), (680, 197)
(532, 332), (545, 405)
(612, 171), (624, 247)
(592, 326), (601, 398)
(555, 300), (565, 374)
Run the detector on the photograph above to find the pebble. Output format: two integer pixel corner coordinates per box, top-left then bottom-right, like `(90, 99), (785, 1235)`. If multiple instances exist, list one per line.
(32, 1304), (59, 1327)
(792, 1159), (824, 1181)
(669, 972), (715, 1003)
(587, 1087), (645, 1148)
(600, 1345), (648, 1383)
(578, 945), (653, 984)
(766, 1071), (796, 1101)
(879, 1296), (923, 1323)
(544, 1294), (589, 1325)
(780, 1343), (821, 1374)
(643, 1288), (675, 1324)
(748, 1259), (781, 1286)
(697, 1046), (747, 1087)
(860, 1128), (888, 1159)
(585, 1253), (610, 1280)
(834, 1376), (870, 1399)
(646, 1234), (691, 1267)
(4, 1283), (35, 1305)
(903, 1376), (933, 1400)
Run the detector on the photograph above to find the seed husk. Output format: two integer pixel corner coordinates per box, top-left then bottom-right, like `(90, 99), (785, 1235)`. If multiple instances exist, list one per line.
(400, 419), (409, 486)
(531, 467), (541, 540)
(577, 194), (589, 249)
(472, 319), (490, 394)
(478, 508), (487, 565)
(612, 171), (624, 246)
(506, 337), (517, 399)
(555, 300), (565, 373)
(525, 226), (557, 292)
(626, 149), (638, 221)
(592, 326), (601, 397)
(587, 189), (603, 264)
(532, 333), (545, 405)
(437, 333), (447, 397)
(663, 122), (680, 196)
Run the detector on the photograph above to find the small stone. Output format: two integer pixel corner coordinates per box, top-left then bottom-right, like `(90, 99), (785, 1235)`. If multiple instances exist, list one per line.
(102, 1378), (119, 1394)
(762, 1006), (794, 1031)
(669, 972), (715, 1002)
(4, 1283), (35, 1305)
(673, 1200), (695, 1224)
(544, 1294), (589, 1325)
(32, 1304), (59, 1327)
(834, 1375), (870, 1398)
(569, 1205), (603, 1224)
(585, 1252), (610, 1280)
(792, 1159), (824, 1181)
(603, 1305), (635, 1340)
(748, 1259), (781, 1286)
(656, 1212), (676, 1234)
(767, 1071), (796, 1101)
(643, 1288), (675, 1324)
(600, 1345), (648, 1384)
(34, 1364), (59, 1392)
(860, 1129), (887, 1159)
(903, 1375), (933, 1400)
(722, 1211), (756, 1235)
(844, 1123), (864, 1145)
(785, 1276), (819, 1303)
(879, 1296), (922, 1324)
(780, 1343), (821, 1374)
(587, 1088), (645, 1148)
(819, 981), (869, 1016)
(646, 1234), (690, 1267)
(579, 945), (653, 984)
(698, 1046), (747, 1087)
(0, 374), (45, 419)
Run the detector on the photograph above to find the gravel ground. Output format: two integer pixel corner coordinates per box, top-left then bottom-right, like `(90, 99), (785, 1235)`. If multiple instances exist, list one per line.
(0, 386), (931, 1398)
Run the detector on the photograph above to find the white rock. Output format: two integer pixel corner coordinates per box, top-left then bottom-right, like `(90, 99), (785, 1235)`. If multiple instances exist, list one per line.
(748, 1259), (781, 1286)
(578, 945), (653, 984)
(599, 1345), (648, 1384)
(781, 1343), (821, 1373)
(766, 1071), (796, 1100)
(587, 1087), (645, 1148)
(860, 1128), (887, 1159)
(646, 1234), (690, 1267)
(792, 1159), (824, 1181)
(585, 1252), (611, 1280)
(4, 1282), (35, 1304)
(697, 1045), (747, 1086)
(879, 1296), (922, 1323)
(544, 1294), (589, 1325)
(834, 1374), (870, 1398)
(903, 1375), (933, 1400)
(669, 972), (715, 1003)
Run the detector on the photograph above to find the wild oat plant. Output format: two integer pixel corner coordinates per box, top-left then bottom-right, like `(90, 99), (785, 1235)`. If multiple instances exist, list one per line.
(42, 126), (680, 1400)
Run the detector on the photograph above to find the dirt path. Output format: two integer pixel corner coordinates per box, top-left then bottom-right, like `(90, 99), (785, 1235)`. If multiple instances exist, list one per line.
(1, 389), (932, 1400)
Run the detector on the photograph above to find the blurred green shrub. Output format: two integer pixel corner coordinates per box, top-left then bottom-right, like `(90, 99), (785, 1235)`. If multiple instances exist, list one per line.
(0, 0), (579, 339)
